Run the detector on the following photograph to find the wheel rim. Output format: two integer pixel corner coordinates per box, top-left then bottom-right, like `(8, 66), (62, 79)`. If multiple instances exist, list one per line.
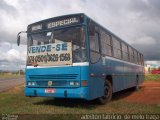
(102, 85), (110, 99)
(136, 77), (139, 89)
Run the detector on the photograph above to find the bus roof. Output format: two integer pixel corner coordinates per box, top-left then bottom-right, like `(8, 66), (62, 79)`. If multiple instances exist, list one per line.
(27, 13), (143, 55)
(28, 13), (84, 26)
(27, 13), (85, 32)
(86, 14), (143, 55)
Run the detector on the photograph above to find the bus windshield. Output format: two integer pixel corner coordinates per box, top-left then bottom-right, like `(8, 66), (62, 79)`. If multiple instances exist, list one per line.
(27, 26), (86, 66)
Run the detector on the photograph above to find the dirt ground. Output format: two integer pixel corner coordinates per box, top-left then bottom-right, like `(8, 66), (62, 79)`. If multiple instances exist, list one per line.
(123, 81), (160, 105)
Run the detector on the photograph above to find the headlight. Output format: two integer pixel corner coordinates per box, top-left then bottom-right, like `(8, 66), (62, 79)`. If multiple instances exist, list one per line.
(75, 82), (79, 86)
(32, 82), (35, 86)
(70, 82), (74, 86)
(28, 82), (31, 86)
(28, 82), (35, 86)
(69, 81), (79, 86)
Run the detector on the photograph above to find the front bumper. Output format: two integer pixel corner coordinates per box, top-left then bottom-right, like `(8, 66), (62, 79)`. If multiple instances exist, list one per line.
(25, 87), (90, 100)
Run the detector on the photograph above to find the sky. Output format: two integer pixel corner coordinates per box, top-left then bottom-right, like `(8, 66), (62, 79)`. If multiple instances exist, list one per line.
(0, 0), (160, 71)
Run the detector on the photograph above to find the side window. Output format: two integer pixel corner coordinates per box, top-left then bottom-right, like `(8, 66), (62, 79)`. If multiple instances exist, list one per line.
(137, 53), (141, 65)
(122, 43), (129, 61)
(141, 54), (144, 65)
(100, 31), (112, 56)
(134, 50), (138, 64)
(129, 47), (134, 63)
(88, 21), (100, 63)
(112, 36), (122, 59)
(90, 32), (100, 52)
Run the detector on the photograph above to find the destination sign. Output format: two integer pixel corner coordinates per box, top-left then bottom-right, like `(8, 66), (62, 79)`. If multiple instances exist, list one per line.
(28, 15), (84, 32)
(27, 42), (72, 66)
(47, 17), (79, 28)
(31, 24), (42, 31)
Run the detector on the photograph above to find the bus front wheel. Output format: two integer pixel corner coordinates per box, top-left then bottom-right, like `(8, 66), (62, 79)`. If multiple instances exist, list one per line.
(98, 80), (112, 104)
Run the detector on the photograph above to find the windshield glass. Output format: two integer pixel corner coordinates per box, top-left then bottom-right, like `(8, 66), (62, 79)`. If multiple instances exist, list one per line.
(27, 26), (86, 66)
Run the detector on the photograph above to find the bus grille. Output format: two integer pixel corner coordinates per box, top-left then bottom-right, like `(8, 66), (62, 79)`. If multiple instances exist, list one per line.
(36, 80), (68, 87)
(29, 74), (78, 80)
(28, 74), (79, 87)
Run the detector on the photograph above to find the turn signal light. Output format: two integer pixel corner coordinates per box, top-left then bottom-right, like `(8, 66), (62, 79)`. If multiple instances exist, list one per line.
(81, 80), (88, 86)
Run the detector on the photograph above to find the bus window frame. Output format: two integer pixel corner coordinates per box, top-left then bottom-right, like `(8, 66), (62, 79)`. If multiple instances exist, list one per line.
(89, 31), (101, 64)
(88, 22), (101, 64)
(100, 29), (113, 57)
(112, 36), (122, 60)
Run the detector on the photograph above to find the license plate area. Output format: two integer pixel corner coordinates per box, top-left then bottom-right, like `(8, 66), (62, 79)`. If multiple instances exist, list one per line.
(45, 88), (55, 93)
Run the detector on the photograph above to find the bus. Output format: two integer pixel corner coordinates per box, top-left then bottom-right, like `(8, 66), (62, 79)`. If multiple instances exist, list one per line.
(17, 13), (144, 104)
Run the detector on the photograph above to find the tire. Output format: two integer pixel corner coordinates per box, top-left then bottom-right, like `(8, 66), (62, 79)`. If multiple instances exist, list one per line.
(133, 76), (139, 91)
(98, 80), (112, 104)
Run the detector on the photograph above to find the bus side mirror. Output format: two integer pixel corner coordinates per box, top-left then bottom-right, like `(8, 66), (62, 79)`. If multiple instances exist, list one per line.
(17, 35), (20, 46)
(17, 31), (27, 46)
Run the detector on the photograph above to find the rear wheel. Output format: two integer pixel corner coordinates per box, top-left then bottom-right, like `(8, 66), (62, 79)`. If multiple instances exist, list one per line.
(133, 76), (139, 91)
(98, 80), (112, 104)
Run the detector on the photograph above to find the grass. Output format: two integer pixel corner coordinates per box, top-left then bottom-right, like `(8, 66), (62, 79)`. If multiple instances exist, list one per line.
(145, 74), (160, 81)
(0, 74), (24, 79)
(0, 76), (160, 119)
(0, 85), (159, 119)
